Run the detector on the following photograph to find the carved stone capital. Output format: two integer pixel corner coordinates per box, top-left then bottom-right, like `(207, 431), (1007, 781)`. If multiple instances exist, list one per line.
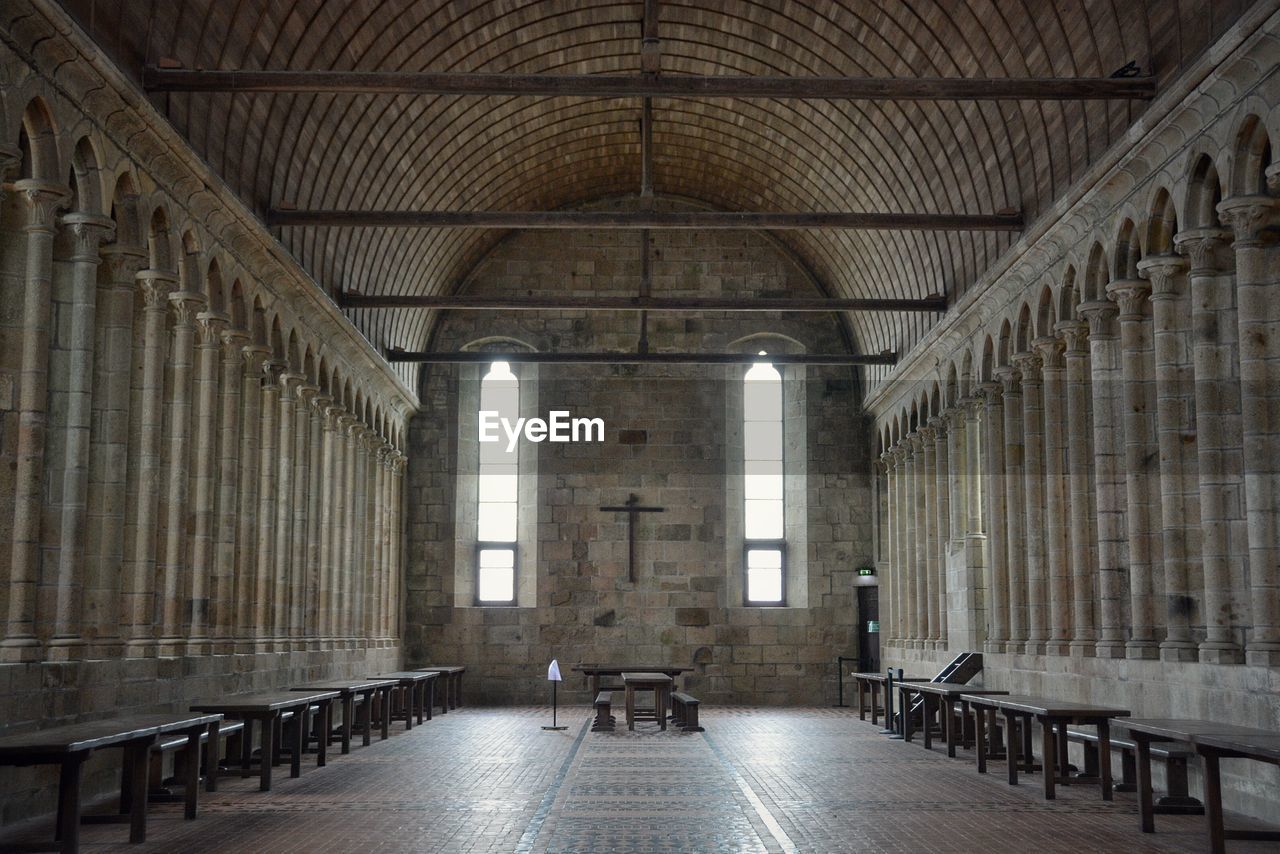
(918, 425), (936, 443)
(1032, 335), (1065, 370)
(1077, 300), (1118, 339)
(325, 405), (349, 427)
(927, 414), (947, 437)
(296, 384), (320, 406)
(1173, 227), (1232, 275)
(168, 290), (208, 326)
(1054, 319), (1089, 355)
(962, 395), (985, 418)
(13, 179), (71, 232)
(0, 145), (21, 181)
(1266, 163), (1280, 194)
(310, 393), (332, 415)
(240, 344), (272, 376)
(195, 310), (230, 345)
(279, 371), (306, 399)
(136, 269), (178, 309)
(99, 244), (148, 286)
(1011, 351), (1042, 383)
(59, 212), (116, 261)
(1216, 195), (1278, 247)
(979, 380), (1002, 407)
(220, 328), (251, 358)
(1104, 278), (1151, 321)
(1136, 254), (1188, 301)
(906, 431), (924, 454)
(993, 365), (1021, 395)
(261, 359), (287, 386)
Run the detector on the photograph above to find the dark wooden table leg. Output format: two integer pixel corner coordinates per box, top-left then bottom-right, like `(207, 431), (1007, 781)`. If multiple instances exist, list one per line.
(902, 688), (914, 743)
(626, 684), (636, 731)
(57, 755), (86, 854)
(1022, 715), (1035, 772)
(381, 688), (391, 739)
(259, 714), (275, 791)
(425, 680), (434, 722)
(341, 694), (353, 754)
(126, 739), (152, 842)
(944, 698), (958, 758)
(403, 685), (413, 730)
(183, 727), (201, 819)
(240, 718), (254, 779)
(361, 690), (373, 746)
(1136, 736), (1155, 832)
(1005, 712), (1020, 786)
(922, 694), (934, 749)
(1201, 749), (1225, 854)
(317, 701), (330, 767)
(205, 719), (221, 793)
(1098, 720), (1113, 800)
(1056, 722), (1069, 781)
(1041, 716), (1056, 800)
(291, 708), (305, 777)
(976, 708), (988, 774)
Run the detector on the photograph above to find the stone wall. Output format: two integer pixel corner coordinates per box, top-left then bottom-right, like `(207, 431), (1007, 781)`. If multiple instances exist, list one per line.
(870, 4), (1280, 822)
(405, 209), (874, 704)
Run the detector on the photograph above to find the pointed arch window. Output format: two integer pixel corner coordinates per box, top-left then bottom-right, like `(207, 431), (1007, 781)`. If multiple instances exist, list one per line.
(476, 360), (518, 603)
(744, 353), (786, 604)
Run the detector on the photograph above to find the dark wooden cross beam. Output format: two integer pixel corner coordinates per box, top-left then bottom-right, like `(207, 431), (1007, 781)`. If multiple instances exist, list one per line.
(342, 293), (947, 313)
(599, 494), (666, 583)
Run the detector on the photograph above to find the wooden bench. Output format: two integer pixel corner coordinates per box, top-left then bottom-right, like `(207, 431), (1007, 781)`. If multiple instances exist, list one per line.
(370, 672), (437, 730)
(292, 679), (397, 754)
(148, 718), (245, 799)
(412, 666), (465, 712)
(591, 691), (615, 732)
(670, 692), (704, 732)
(1066, 727), (1201, 812)
(190, 691), (338, 792)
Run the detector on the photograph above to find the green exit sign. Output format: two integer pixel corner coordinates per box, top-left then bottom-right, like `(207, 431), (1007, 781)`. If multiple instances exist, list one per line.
(857, 568), (876, 577)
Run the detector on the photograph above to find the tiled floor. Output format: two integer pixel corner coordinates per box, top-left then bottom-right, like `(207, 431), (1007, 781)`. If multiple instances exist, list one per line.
(6, 706), (1277, 853)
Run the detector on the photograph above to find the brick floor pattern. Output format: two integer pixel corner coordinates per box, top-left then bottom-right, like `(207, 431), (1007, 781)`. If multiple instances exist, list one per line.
(7, 706), (1276, 853)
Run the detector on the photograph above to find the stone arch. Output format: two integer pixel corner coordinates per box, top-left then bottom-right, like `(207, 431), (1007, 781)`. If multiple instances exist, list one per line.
(1184, 153), (1223, 228)
(1014, 302), (1034, 353)
(458, 335), (537, 354)
(66, 135), (105, 215)
(1113, 220), (1140, 279)
(997, 319), (1013, 368)
(109, 171), (142, 248)
(205, 258), (225, 314)
(1034, 285), (1056, 338)
(286, 329), (302, 372)
(268, 315), (285, 362)
(1058, 265), (1078, 321)
(304, 346), (317, 387)
(146, 204), (175, 271)
(959, 348), (975, 398)
(727, 331), (808, 356)
(179, 229), (203, 294)
(1228, 113), (1272, 196)
(1145, 187), (1179, 255)
(18, 97), (59, 181)
(228, 279), (248, 331)
(250, 295), (268, 346)
(979, 335), (995, 384)
(908, 400), (919, 434)
(944, 361), (959, 407)
(929, 381), (941, 418)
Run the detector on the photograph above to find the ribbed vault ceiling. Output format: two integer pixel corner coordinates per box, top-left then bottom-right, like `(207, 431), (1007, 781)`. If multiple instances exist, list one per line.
(59, 0), (1247, 383)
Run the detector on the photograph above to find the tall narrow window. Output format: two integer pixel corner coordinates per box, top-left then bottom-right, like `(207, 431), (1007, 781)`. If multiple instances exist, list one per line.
(744, 353), (785, 604)
(477, 361), (518, 604)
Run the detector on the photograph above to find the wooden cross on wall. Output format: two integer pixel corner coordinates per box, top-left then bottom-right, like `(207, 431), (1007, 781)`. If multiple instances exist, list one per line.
(598, 493), (665, 582)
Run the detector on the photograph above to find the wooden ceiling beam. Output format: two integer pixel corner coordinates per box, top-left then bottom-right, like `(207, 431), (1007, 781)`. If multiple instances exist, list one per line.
(385, 349), (897, 365)
(144, 69), (1155, 100)
(341, 293), (947, 313)
(270, 209), (1022, 231)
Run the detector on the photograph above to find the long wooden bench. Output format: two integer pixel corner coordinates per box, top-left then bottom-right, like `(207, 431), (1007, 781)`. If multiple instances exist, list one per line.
(591, 691), (615, 732)
(1066, 727), (1202, 813)
(148, 718), (245, 799)
(670, 692), (704, 732)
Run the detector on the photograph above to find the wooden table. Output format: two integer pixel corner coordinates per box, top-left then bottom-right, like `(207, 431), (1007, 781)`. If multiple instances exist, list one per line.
(621, 672), (673, 731)
(291, 679), (397, 753)
(0, 712), (222, 852)
(906, 684), (1008, 755)
(371, 672), (437, 729)
(849, 673), (928, 728)
(190, 691), (337, 791)
(572, 664), (691, 698)
(1189, 730), (1280, 853)
(412, 666), (465, 712)
(970, 695), (1130, 800)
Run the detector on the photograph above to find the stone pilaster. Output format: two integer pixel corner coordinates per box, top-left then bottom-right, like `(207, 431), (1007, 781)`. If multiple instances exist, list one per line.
(273, 370), (303, 648)
(234, 344), (270, 651)
(185, 308), (227, 654)
(961, 396), (987, 649)
(928, 416), (950, 648)
(1034, 334), (1071, 655)
(1138, 254), (1201, 662)
(157, 290), (207, 655)
(1011, 352), (1046, 655)
(212, 329), (250, 653)
(995, 366), (1026, 652)
(890, 444), (908, 645)
(84, 243), (146, 657)
(45, 212), (114, 658)
(918, 427), (937, 647)
(945, 406), (966, 547)
(1174, 228), (1244, 663)
(342, 416), (361, 644)
(122, 268), (177, 654)
(1058, 319), (1096, 656)
(364, 431), (382, 640)
(1217, 195), (1280, 665)
(2, 181), (71, 661)
(254, 359), (284, 647)
(1106, 278), (1162, 659)
(292, 384), (318, 649)
(306, 393), (332, 645)
(980, 381), (1008, 653)
(327, 407), (351, 640)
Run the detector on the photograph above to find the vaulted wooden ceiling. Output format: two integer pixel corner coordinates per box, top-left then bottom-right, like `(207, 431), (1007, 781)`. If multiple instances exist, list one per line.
(58, 0), (1249, 385)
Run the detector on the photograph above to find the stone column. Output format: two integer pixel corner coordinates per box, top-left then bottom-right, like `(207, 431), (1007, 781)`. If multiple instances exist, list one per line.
(364, 432), (382, 641)
(292, 384), (317, 649)
(185, 309), (227, 654)
(904, 433), (922, 646)
(376, 444), (392, 642)
(2, 181), (70, 660)
(980, 382), (1008, 653)
(390, 451), (407, 639)
(328, 408), (350, 640)
(1174, 229), (1244, 662)
(995, 366), (1027, 652)
(929, 416), (950, 648)
(946, 408), (966, 545)
(1034, 335), (1071, 655)
(342, 416), (360, 643)
(84, 244), (146, 657)
(1011, 353), (1046, 655)
(962, 396), (986, 647)
(234, 344), (270, 651)
(45, 212), (114, 657)
(1138, 254), (1200, 662)
(1059, 319), (1096, 656)
(156, 290), (207, 654)
(1106, 279), (1161, 660)
(879, 451), (895, 646)
(121, 268), (177, 653)
(1077, 300), (1127, 659)
(255, 360), (284, 646)
(891, 444), (908, 645)
(918, 427), (937, 647)
(306, 393), (331, 645)
(212, 329), (249, 654)
(1218, 196), (1280, 664)
(273, 370), (302, 648)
